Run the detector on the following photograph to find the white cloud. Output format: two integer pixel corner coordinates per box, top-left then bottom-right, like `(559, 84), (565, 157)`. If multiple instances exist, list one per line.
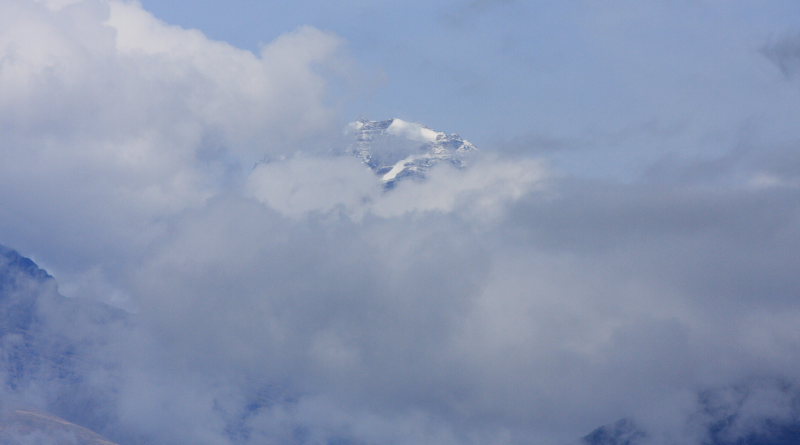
(3, 1), (800, 445)
(372, 155), (547, 220)
(0, 0), (347, 294)
(244, 153), (546, 220)
(246, 155), (380, 219)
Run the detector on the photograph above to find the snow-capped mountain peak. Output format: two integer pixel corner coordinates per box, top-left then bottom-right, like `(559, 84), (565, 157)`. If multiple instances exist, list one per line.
(347, 118), (477, 186)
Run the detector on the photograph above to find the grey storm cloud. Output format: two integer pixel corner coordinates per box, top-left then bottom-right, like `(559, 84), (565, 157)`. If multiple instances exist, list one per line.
(2, 1), (800, 445)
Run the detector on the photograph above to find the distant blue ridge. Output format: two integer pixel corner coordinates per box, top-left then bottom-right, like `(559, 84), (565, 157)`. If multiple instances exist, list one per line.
(0, 244), (53, 292)
(584, 416), (800, 445)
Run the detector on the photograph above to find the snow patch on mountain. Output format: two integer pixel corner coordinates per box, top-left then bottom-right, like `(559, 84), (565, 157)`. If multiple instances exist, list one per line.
(346, 118), (477, 187)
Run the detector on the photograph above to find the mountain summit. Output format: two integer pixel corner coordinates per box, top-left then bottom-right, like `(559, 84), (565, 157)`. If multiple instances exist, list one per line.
(347, 118), (477, 187)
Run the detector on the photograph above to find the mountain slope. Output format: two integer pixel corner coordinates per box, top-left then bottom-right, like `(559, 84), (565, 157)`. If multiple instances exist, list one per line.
(347, 118), (477, 187)
(0, 409), (118, 445)
(0, 244), (127, 443)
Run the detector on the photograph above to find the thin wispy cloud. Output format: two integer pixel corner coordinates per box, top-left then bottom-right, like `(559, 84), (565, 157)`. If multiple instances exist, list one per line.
(763, 32), (800, 79)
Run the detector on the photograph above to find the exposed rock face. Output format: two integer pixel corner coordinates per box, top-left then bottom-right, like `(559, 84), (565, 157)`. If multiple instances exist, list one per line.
(347, 118), (477, 187)
(0, 245), (65, 390)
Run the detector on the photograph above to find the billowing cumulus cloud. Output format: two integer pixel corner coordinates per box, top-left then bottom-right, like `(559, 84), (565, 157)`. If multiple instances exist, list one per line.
(3, 1), (800, 445)
(0, 0), (347, 300)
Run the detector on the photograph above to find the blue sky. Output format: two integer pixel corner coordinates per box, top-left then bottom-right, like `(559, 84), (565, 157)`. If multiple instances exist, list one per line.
(139, 0), (800, 178)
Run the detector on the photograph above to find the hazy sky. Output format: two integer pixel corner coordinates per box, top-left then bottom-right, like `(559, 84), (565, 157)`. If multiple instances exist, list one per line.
(139, 0), (800, 179)
(2, 1), (800, 444)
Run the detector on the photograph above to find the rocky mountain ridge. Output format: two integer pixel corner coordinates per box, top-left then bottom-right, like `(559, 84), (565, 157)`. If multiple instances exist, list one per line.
(346, 118), (477, 187)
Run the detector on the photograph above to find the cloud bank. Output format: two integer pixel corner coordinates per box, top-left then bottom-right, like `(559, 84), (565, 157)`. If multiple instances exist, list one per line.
(2, 1), (800, 445)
